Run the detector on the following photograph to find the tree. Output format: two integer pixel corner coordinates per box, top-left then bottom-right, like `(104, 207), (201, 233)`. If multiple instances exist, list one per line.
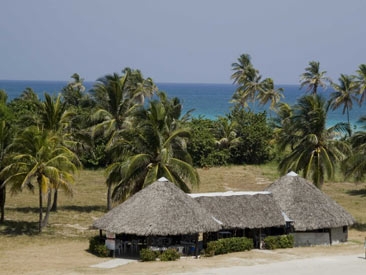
(228, 106), (273, 164)
(258, 78), (284, 111)
(0, 126), (80, 232)
(355, 64), (366, 105)
(61, 73), (86, 107)
(278, 95), (351, 188)
(231, 54), (282, 111)
(107, 92), (199, 202)
(91, 69), (157, 209)
(213, 116), (240, 150)
(0, 120), (13, 223)
(300, 61), (330, 95)
(328, 74), (358, 132)
(39, 93), (76, 211)
(186, 117), (227, 167)
(231, 53), (253, 85)
(8, 88), (42, 129)
(341, 115), (366, 181)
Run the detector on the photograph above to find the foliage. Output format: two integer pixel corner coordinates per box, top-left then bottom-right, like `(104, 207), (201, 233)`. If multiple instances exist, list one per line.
(7, 88), (41, 128)
(342, 115), (366, 181)
(231, 53), (283, 110)
(277, 95), (351, 188)
(139, 248), (159, 261)
(159, 248), (181, 261)
(264, 235), (294, 250)
(329, 74), (358, 131)
(109, 92), (199, 202)
(0, 126), (80, 232)
(228, 107), (273, 164)
(205, 237), (253, 256)
(300, 61), (330, 95)
(186, 117), (229, 167)
(89, 236), (109, 257)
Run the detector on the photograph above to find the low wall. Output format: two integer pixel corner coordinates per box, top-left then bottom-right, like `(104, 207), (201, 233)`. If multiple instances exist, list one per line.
(291, 232), (330, 247)
(331, 227), (348, 244)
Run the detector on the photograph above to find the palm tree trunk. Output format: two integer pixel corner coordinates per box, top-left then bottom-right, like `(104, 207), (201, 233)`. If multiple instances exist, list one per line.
(41, 189), (52, 229)
(0, 185), (5, 223)
(38, 182), (43, 233)
(346, 108), (352, 136)
(51, 188), (58, 212)
(107, 185), (112, 210)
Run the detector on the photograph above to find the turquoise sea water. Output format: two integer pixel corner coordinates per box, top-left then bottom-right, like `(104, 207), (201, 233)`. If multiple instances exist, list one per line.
(0, 80), (365, 129)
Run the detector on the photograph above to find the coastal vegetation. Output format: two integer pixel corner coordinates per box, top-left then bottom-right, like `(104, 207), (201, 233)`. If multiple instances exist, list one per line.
(0, 55), (366, 234)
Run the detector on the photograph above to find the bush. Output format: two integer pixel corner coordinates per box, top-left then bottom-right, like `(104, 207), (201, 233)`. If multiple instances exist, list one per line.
(205, 237), (253, 256)
(139, 248), (159, 261)
(264, 235), (294, 250)
(159, 248), (180, 261)
(89, 236), (109, 257)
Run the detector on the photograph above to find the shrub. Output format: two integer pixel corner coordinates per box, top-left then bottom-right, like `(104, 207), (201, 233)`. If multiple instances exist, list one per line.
(264, 235), (294, 250)
(159, 248), (180, 261)
(205, 237), (253, 256)
(139, 248), (159, 262)
(89, 236), (109, 257)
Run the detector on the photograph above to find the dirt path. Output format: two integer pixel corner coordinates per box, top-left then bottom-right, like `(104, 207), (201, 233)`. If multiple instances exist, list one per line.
(1, 238), (364, 275)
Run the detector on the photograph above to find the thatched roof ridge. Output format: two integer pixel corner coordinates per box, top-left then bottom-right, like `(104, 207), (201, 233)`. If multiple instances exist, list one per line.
(93, 180), (222, 235)
(265, 174), (355, 231)
(191, 192), (285, 229)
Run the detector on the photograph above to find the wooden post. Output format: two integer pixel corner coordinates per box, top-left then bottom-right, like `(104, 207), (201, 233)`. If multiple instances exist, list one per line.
(329, 228), (332, 246)
(194, 234), (199, 258)
(259, 228), (262, 249)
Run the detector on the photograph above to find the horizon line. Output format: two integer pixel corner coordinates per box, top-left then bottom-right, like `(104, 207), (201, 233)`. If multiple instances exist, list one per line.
(0, 79), (299, 86)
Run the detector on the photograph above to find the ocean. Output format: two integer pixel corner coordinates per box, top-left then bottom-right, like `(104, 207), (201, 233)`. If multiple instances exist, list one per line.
(0, 80), (365, 129)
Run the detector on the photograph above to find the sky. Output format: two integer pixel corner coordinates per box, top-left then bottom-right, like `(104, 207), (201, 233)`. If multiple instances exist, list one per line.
(1, 0), (365, 84)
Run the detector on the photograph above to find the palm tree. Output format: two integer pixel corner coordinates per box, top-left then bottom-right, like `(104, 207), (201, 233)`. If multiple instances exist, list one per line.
(213, 116), (240, 149)
(0, 120), (13, 223)
(278, 95), (351, 189)
(355, 64), (366, 105)
(270, 102), (296, 151)
(91, 69), (157, 209)
(61, 73), (86, 107)
(328, 74), (358, 132)
(107, 92), (199, 202)
(342, 115), (366, 181)
(231, 54), (253, 85)
(39, 93), (76, 211)
(300, 61), (330, 95)
(0, 126), (80, 232)
(258, 78), (284, 111)
(231, 54), (265, 109)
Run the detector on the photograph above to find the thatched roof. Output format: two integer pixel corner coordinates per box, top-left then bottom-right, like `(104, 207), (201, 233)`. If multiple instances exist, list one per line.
(265, 173), (355, 231)
(190, 191), (285, 229)
(93, 179), (222, 235)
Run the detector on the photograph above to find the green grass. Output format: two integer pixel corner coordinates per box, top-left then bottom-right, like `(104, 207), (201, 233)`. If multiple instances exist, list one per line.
(1, 164), (365, 247)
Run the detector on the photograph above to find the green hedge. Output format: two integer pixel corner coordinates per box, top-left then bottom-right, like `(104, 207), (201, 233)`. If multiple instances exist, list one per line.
(264, 235), (294, 250)
(140, 248), (180, 262)
(159, 248), (181, 261)
(205, 237), (254, 257)
(139, 248), (159, 261)
(89, 236), (109, 257)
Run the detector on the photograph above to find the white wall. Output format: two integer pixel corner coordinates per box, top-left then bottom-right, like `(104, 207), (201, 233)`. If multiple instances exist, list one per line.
(291, 232), (330, 247)
(292, 227), (349, 246)
(331, 227), (348, 244)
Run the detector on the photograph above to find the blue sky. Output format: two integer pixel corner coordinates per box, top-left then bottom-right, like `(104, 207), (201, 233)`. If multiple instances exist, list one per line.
(1, 0), (365, 84)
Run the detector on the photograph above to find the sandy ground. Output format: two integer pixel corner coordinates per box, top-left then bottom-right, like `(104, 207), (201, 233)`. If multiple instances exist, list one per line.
(1, 238), (365, 275)
(172, 254), (366, 275)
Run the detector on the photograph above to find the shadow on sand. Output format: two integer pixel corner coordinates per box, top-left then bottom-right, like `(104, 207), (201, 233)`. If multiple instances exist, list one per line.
(346, 189), (366, 198)
(0, 220), (39, 236)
